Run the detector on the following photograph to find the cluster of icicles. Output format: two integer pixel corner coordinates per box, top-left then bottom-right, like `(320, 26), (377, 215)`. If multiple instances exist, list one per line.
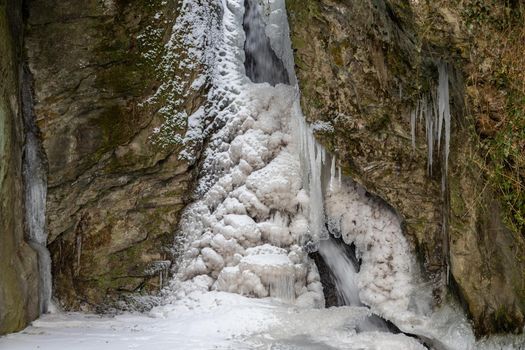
(410, 62), (451, 189)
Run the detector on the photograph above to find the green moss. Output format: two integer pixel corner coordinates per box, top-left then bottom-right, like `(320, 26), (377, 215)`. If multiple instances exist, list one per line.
(95, 63), (147, 96)
(492, 306), (518, 333)
(449, 176), (467, 216)
(291, 35), (307, 51)
(287, 0), (323, 23)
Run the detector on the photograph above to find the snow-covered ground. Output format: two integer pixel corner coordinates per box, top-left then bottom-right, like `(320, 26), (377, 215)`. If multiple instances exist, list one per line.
(0, 292), (427, 350)
(2, 292), (525, 349)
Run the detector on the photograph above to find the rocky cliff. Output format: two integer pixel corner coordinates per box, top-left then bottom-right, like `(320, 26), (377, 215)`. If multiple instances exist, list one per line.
(24, 0), (210, 310)
(287, 0), (525, 336)
(0, 0), (40, 334)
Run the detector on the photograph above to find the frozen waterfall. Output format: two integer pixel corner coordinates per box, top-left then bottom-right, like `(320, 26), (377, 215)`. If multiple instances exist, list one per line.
(5, 0), (523, 349)
(170, 0), (324, 308)
(168, 0), (476, 348)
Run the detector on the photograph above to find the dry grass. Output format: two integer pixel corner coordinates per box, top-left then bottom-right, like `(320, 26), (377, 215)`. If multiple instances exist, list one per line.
(461, 0), (525, 234)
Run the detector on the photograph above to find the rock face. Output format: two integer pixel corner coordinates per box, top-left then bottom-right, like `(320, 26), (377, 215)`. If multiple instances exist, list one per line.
(287, 0), (445, 286)
(0, 0), (40, 334)
(287, 0), (525, 336)
(25, 0), (209, 309)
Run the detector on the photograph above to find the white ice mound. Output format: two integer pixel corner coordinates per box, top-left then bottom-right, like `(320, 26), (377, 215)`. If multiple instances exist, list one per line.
(170, 0), (323, 308)
(212, 244), (314, 303)
(245, 151), (301, 212)
(219, 214), (262, 245)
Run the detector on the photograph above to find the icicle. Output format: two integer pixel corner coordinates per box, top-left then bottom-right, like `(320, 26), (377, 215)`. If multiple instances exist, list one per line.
(293, 97), (331, 244)
(329, 155), (336, 191)
(410, 61), (451, 187)
(425, 100), (433, 175)
(269, 273), (295, 302)
(76, 235), (82, 274)
(438, 63), (451, 184)
(418, 97), (424, 124)
(410, 109), (416, 150)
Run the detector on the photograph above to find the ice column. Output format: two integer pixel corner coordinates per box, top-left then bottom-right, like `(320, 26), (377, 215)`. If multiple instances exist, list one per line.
(292, 100), (331, 250)
(22, 68), (51, 314)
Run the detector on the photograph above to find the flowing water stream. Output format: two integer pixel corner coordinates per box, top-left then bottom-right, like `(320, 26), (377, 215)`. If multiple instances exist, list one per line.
(318, 238), (392, 333)
(243, 0), (289, 86)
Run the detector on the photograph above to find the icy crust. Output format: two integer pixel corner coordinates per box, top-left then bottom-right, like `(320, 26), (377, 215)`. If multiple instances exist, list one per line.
(3, 291), (522, 349)
(324, 181), (417, 320)
(169, 0), (324, 308)
(324, 180), (477, 349)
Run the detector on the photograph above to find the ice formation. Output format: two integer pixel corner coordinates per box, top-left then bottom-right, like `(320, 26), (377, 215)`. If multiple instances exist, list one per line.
(4, 0), (523, 349)
(323, 181), (418, 321)
(169, 0), (323, 309)
(410, 62), (451, 189)
(167, 0), (477, 348)
(22, 70), (52, 314)
(0, 291), (438, 350)
(320, 175), (476, 349)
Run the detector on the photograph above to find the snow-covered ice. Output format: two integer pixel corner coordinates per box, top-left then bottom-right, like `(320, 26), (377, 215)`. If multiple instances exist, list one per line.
(167, 0), (325, 309)
(0, 292), (431, 350)
(2, 291), (524, 349)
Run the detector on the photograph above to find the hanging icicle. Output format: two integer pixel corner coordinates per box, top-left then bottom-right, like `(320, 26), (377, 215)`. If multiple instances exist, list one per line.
(410, 61), (451, 190)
